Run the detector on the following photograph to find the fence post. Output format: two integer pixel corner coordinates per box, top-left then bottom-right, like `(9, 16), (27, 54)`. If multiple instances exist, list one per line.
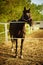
(5, 23), (8, 42)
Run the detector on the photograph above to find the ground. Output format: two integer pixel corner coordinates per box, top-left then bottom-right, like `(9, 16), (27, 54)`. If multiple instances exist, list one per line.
(0, 29), (43, 65)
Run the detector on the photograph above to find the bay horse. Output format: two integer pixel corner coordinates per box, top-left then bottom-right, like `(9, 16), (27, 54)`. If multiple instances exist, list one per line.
(9, 7), (32, 58)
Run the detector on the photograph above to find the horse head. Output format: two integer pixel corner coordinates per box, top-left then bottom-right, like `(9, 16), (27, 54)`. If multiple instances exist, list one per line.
(23, 7), (33, 27)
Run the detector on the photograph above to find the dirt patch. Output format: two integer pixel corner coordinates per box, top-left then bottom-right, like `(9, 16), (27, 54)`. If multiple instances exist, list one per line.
(0, 29), (43, 65)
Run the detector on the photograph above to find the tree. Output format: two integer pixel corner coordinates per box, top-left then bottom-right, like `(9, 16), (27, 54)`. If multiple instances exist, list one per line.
(30, 3), (43, 21)
(0, 0), (31, 22)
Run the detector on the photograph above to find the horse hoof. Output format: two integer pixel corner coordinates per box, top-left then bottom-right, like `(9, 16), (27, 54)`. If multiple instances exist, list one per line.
(14, 55), (18, 58)
(19, 55), (23, 59)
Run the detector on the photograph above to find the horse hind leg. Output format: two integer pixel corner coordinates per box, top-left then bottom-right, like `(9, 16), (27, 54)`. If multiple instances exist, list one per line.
(10, 35), (14, 52)
(11, 40), (14, 52)
(15, 39), (18, 57)
(11, 42), (14, 52)
(20, 39), (24, 59)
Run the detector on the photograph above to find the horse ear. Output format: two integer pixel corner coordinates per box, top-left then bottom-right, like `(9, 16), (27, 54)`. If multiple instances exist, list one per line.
(24, 7), (26, 11)
(23, 7), (26, 13)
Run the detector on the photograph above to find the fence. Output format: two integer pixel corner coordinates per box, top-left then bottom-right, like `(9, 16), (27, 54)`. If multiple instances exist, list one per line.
(0, 23), (9, 42)
(0, 22), (41, 43)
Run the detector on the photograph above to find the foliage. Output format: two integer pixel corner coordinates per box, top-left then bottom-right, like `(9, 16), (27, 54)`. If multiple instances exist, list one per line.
(0, 0), (31, 22)
(30, 3), (43, 21)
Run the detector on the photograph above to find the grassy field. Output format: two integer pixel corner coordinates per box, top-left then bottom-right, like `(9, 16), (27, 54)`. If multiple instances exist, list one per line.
(0, 29), (43, 65)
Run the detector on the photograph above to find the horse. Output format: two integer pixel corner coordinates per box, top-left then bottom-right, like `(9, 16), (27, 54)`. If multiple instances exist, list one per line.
(9, 7), (32, 58)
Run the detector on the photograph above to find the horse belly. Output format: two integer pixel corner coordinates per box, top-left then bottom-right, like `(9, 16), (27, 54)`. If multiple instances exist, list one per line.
(14, 30), (25, 38)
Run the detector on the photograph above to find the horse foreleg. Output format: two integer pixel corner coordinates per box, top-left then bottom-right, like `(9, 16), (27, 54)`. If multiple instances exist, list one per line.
(20, 39), (24, 58)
